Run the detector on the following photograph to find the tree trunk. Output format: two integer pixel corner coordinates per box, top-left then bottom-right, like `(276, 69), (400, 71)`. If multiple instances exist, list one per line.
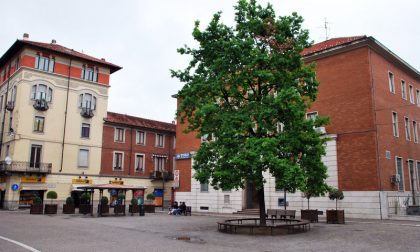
(307, 198), (310, 209)
(284, 190), (287, 210)
(257, 186), (266, 226)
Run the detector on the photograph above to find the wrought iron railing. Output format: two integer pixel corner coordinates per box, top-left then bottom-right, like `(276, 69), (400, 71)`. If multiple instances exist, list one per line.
(149, 171), (173, 180)
(80, 107), (94, 118)
(0, 161), (52, 173)
(387, 193), (420, 216)
(33, 99), (49, 111)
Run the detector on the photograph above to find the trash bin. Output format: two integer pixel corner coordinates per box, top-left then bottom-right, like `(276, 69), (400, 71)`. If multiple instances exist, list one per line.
(139, 204), (145, 216)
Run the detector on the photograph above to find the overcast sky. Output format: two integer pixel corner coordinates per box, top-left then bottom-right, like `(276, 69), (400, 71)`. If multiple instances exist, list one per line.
(1, 0), (419, 123)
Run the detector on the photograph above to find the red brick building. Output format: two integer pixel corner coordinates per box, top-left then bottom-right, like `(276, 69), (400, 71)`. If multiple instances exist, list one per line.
(101, 112), (176, 205)
(174, 36), (420, 219)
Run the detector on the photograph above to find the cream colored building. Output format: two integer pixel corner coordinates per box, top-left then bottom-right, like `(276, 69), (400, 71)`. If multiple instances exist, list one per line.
(0, 34), (121, 209)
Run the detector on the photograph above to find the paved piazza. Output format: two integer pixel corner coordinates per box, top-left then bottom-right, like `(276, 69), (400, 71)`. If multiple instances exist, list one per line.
(1, 210), (420, 252)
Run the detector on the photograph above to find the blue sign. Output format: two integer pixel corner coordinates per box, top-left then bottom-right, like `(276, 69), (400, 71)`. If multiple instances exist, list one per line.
(175, 152), (191, 160)
(11, 184), (19, 191)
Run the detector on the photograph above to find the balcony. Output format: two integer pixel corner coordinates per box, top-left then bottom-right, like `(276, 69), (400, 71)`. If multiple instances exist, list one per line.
(5, 101), (14, 111)
(80, 107), (94, 118)
(149, 171), (173, 181)
(0, 161), (52, 174)
(33, 99), (49, 111)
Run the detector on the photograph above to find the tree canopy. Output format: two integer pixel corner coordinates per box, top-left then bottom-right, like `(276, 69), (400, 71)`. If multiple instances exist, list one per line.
(172, 0), (329, 224)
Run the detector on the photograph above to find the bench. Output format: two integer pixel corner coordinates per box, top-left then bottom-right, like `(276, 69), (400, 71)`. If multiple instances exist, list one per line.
(267, 209), (296, 221)
(182, 206), (191, 216)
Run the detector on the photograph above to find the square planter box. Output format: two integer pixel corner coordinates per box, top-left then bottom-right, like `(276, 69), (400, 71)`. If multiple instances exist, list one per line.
(326, 210), (345, 224)
(301, 209), (319, 223)
(98, 204), (110, 216)
(79, 204), (92, 215)
(44, 204), (58, 214)
(30, 205), (44, 214)
(114, 205), (126, 215)
(144, 204), (155, 213)
(129, 205), (139, 215)
(63, 204), (75, 214)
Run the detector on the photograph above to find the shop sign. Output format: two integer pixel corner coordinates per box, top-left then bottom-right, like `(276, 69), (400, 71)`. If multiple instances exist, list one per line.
(175, 152), (191, 160)
(72, 178), (92, 184)
(0, 177), (6, 183)
(173, 170), (180, 188)
(110, 180), (124, 185)
(133, 190), (144, 197)
(21, 176), (46, 183)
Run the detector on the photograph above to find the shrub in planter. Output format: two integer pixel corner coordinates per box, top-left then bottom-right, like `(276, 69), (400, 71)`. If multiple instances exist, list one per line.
(79, 192), (92, 215)
(63, 197), (75, 214)
(327, 188), (345, 224)
(129, 198), (139, 215)
(300, 192), (319, 223)
(114, 193), (126, 215)
(30, 196), (43, 214)
(98, 196), (110, 215)
(44, 191), (58, 214)
(144, 193), (155, 213)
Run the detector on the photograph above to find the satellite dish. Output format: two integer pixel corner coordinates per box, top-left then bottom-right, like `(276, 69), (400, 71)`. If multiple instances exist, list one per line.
(5, 156), (12, 165)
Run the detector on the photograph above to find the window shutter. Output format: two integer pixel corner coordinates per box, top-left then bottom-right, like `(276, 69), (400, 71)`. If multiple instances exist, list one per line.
(79, 150), (88, 167)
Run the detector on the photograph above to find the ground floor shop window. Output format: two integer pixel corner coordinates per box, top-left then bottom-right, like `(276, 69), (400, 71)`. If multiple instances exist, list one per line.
(19, 190), (44, 208)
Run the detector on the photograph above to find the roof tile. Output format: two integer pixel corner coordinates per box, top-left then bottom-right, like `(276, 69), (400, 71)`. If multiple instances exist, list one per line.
(105, 112), (176, 133)
(302, 36), (366, 57)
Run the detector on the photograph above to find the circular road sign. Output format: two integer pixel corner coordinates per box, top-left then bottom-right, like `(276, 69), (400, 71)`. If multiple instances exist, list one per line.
(11, 184), (19, 191)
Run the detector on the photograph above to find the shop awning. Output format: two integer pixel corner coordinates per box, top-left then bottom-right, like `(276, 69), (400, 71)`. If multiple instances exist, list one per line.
(21, 185), (48, 191)
(71, 185), (86, 191)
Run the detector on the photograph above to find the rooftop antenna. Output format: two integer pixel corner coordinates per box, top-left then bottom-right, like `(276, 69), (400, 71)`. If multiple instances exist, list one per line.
(324, 18), (329, 40)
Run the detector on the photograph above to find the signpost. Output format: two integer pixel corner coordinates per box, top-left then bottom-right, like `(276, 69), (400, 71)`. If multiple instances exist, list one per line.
(11, 183), (19, 210)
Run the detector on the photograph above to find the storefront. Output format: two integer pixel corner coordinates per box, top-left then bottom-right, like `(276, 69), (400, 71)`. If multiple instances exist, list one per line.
(71, 178), (93, 208)
(19, 176), (47, 208)
(0, 182), (5, 209)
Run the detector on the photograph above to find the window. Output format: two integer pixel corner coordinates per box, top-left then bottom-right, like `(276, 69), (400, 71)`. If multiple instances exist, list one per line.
(306, 111), (318, 120)
(10, 86), (17, 106)
(135, 154), (145, 172)
(154, 157), (165, 171)
(401, 80), (407, 100)
(79, 93), (97, 110)
(405, 117), (411, 141)
(392, 112), (399, 137)
(409, 85), (415, 103)
(413, 121), (418, 143)
(224, 195), (230, 204)
(417, 161), (420, 190)
(115, 128), (124, 142)
(396, 157), (404, 192)
(201, 133), (215, 143)
(33, 116), (45, 133)
(0, 95), (3, 110)
(113, 152), (124, 170)
(31, 84), (53, 102)
(30, 145), (42, 168)
(156, 133), (164, 147)
(417, 90), (420, 107)
(81, 66), (98, 82)
(200, 183), (209, 192)
(81, 123), (90, 138)
(15, 57), (20, 71)
(173, 136), (176, 149)
(408, 160), (416, 191)
(136, 131), (146, 145)
(35, 54), (54, 72)
(78, 149), (89, 168)
(388, 72), (395, 93)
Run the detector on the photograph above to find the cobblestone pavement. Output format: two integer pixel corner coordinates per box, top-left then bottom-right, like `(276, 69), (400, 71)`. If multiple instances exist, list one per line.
(1, 209), (420, 252)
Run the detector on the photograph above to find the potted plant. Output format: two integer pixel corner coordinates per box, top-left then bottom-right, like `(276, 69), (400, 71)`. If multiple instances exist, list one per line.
(30, 196), (43, 214)
(144, 193), (155, 213)
(327, 188), (345, 224)
(129, 198), (140, 215)
(63, 197), (75, 214)
(114, 193), (126, 215)
(44, 191), (58, 214)
(79, 192), (92, 215)
(300, 192), (320, 222)
(98, 196), (110, 216)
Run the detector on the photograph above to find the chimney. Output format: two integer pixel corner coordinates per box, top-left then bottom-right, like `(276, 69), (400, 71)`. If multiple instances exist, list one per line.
(172, 120), (176, 124)
(23, 33), (29, 40)
(51, 39), (56, 44)
(101, 58), (106, 61)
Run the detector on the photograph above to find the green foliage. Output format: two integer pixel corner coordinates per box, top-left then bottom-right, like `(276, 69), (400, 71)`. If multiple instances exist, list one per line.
(66, 197), (74, 205)
(46, 191), (57, 200)
(117, 193), (126, 201)
(172, 0), (329, 224)
(33, 196), (42, 205)
(146, 193), (155, 201)
(101, 196), (109, 205)
(131, 198), (138, 206)
(81, 192), (91, 202)
(329, 188), (344, 210)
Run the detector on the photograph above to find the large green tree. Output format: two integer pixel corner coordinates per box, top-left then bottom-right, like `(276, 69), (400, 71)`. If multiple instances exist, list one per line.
(172, 0), (329, 225)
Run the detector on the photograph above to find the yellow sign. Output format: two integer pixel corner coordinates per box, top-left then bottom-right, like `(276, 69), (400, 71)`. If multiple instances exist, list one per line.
(72, 178), (92, 184)
(0, 177), (6, 183)
(110, 180), (124, 185)
(21, 176), (46, 183)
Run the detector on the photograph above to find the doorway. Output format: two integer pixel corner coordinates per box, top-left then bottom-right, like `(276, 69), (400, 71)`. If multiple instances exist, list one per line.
(0, 190), (5, 209)
(245, 182), (259, 209)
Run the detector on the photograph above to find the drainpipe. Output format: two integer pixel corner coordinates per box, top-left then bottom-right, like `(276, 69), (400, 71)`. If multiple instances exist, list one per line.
(369, 48), (383, 220)
(59, 58), (72, 172)
(0, 62), (12, 158)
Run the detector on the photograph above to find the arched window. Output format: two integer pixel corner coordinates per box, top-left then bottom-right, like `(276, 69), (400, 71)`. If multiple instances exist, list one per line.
(31, 84), (53, 102)
(79, 93), (97, 110)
